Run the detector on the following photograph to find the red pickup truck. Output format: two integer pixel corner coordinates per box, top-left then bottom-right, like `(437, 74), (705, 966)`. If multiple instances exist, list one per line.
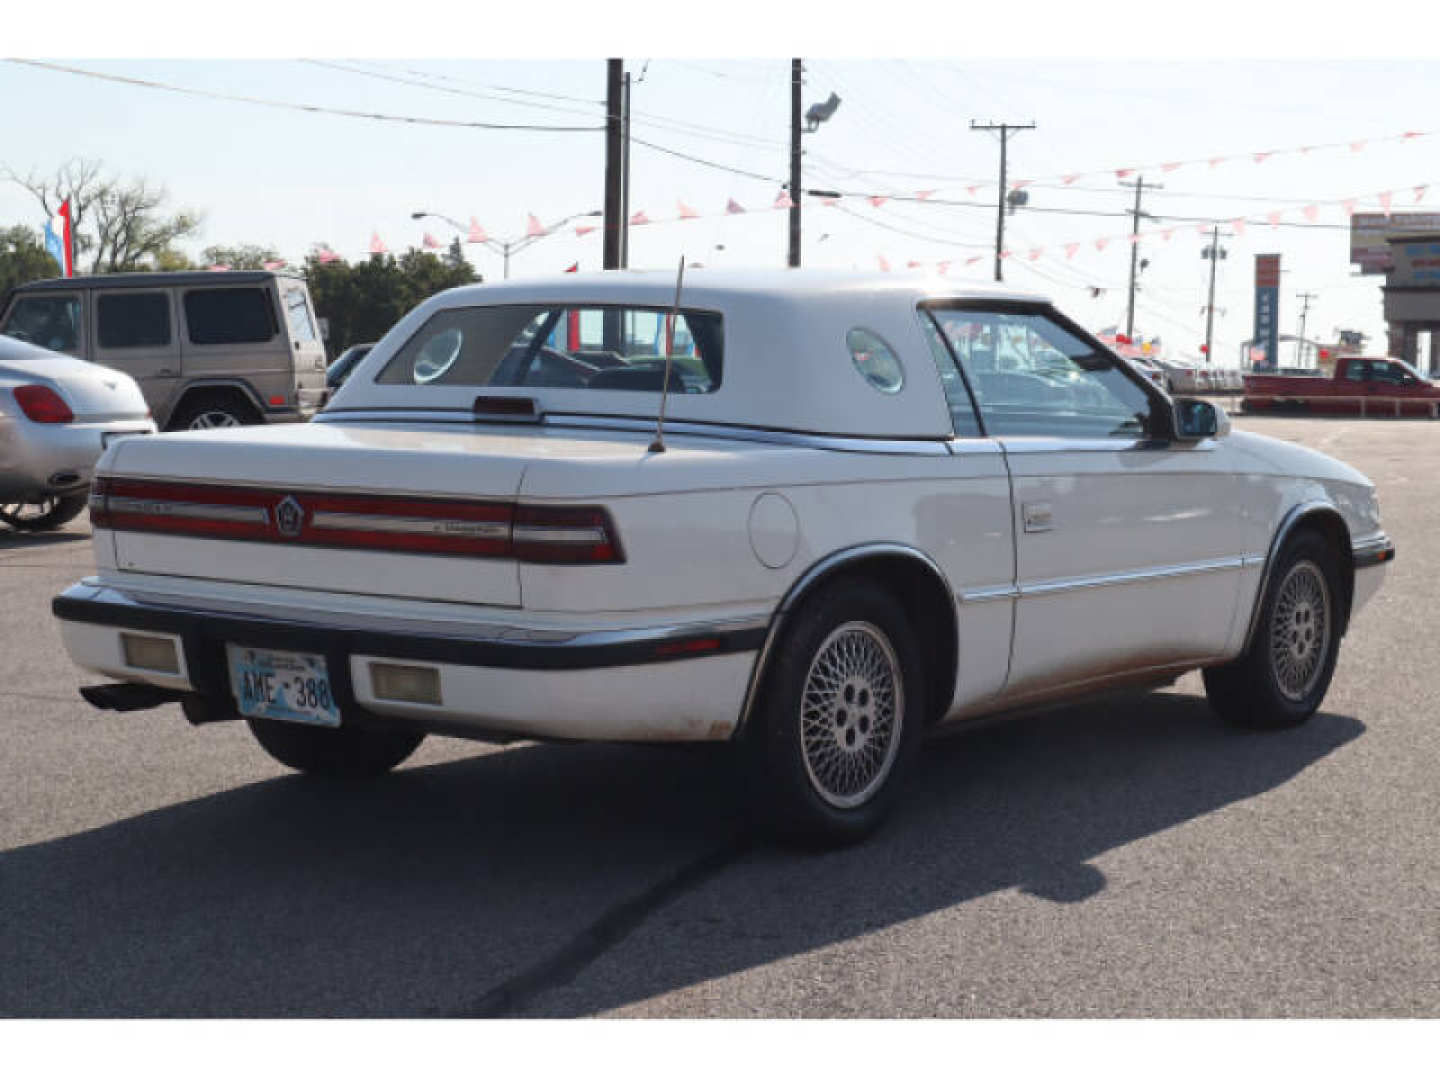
(1243, 356), (1440, 417)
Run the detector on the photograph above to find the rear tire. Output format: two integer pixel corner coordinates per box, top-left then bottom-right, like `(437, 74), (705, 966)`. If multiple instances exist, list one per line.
(1203, 529), (1343, 729)
(747, 578), (925, 846)
(247, 717), (424, 777)
(0, 494), (88, 532)
(167, 393), (262, 431)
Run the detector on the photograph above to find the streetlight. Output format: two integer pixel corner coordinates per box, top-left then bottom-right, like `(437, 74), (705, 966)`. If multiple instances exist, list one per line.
(410, 209), (603, 279)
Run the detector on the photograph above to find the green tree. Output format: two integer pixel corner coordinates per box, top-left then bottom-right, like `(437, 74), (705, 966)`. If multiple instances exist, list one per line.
(304, 247), (479, 356)
(8, 158), (202, 273)
(200, 244), (281, 270)
(0, 225), (61, 295)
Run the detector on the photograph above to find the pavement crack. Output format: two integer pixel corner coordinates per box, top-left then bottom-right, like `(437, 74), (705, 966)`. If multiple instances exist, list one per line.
(452, 832), (752, 1018)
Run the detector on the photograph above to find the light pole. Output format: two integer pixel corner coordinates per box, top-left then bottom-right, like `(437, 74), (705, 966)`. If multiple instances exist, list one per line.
(411, 210), (603, 278)
(787, 61), (841, 267)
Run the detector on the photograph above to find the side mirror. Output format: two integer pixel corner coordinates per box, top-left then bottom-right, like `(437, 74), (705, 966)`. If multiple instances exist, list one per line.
(1173, 397), (1230, 441)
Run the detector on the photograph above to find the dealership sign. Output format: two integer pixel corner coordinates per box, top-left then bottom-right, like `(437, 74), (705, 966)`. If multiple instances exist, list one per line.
(1350, 212), (1440, 274)
(1253, 254), (1281, 371)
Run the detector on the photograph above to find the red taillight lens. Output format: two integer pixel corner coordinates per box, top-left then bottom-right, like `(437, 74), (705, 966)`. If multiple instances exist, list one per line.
(13, 384), (74, 423)
(513, 505), (625, 565)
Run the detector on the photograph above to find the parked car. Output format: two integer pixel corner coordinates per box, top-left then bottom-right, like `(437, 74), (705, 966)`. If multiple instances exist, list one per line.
(52, 270), (1393, 844)
(1, 335), (154, 531)
(1, 270), (327, 431)
(326, 343), (375, 390)
(1244, 355), (1440, 416)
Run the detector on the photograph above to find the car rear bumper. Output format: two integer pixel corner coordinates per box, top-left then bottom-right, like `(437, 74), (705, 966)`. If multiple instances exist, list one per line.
(0, 419), (155, 501)
(53, 581), (766, 743)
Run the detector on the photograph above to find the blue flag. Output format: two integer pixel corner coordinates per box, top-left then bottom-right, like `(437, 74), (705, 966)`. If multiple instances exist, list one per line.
(43, 218), (64, 272)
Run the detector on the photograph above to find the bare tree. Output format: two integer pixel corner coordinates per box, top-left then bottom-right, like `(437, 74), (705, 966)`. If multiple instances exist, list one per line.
(7, 158), (202, 273)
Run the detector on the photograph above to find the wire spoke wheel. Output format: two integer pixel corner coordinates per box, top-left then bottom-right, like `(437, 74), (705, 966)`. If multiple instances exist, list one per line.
(799, 620), (904, 809)
(1268, 558), (1331, 702)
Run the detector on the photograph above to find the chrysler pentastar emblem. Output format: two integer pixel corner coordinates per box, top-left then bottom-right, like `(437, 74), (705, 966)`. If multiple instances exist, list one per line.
(274, 495), (305, 538)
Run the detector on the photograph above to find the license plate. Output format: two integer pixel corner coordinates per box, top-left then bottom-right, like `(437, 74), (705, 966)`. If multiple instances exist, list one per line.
(226, 645), (341, 727)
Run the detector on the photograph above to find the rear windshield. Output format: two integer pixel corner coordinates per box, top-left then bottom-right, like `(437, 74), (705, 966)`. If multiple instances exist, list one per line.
(376, 304), (723, 393)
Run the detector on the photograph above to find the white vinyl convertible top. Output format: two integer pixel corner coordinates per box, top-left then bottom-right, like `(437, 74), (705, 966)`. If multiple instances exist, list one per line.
(326, 268), (1054, 439)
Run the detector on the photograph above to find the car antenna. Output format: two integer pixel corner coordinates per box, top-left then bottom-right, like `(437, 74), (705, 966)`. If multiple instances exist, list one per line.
(648, 255), (686, 454)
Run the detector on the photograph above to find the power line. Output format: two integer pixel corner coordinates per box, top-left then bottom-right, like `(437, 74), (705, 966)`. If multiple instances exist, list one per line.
(6, 59), (604, 133)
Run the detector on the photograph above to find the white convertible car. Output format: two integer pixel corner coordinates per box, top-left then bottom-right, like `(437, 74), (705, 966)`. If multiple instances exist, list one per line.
(53, 270), (1393, 843)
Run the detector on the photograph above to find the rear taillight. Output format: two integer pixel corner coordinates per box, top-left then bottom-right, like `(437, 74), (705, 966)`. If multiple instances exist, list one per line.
(88, 478), (624, 564)
(513, 505), (625, 565)
(13, 384), (74, 423)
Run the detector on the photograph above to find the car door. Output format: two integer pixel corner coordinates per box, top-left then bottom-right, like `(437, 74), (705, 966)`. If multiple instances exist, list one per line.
(91, 287), (181, 419)
(927, 302), (1244, 701)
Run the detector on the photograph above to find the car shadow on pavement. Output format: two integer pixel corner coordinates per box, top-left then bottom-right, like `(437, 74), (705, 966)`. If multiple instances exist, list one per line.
(0, 691), (1361, 1018)
(0, 528), (89, 551)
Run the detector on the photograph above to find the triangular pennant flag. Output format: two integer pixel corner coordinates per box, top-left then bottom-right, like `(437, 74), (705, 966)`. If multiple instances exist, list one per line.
(1162, 228), (1174, 242)
(422, 232), (441, 250)
(317, 247), (340, 264)
(1300, 146), (1314, 155)
(774, 192), (794, 210)
(1267, 210), (1282, 228)
(1062, 174), (1080, 185)
(467, 217), (488, 244)
(262, 259), (286, 270)
(564, 262), (579, 273)
(628, 210), (650, 226)
(820, 197), (840, 207)
(575, 224), (597, 236)
(1403, 131), (1424, 139)
(916, 189), (936, 201)
(1379, 191), (1393, 211)
(1127, 233), (1141, 245)
(965, 255), (983, 266)
(1350, 141), (1366, 152)
(1161, 162), (1181, 172)
(1209, 156), (1226, 168)
(999, 249), (1013, 260)
(1116, 169), (1133, 180)
(1417, 185), (1430, 203)
(726, 198), (746, 215)
(1011, 180), (1030, 190)
(1303, 204), (1319, 222)
(906, 260), (922, 269)
(369, 232), (387, 255)
(877, 255), (891, 272)
(966, 185), (981, 197)
(527, 214), (548, 237)
(1064, 242), (1079, 259)
(1231, 218), (1247, 235)
(937, 261), (951, 275)
(869, 195), (888, 207)
(1028, 248), (1043, 261)
(1196, 223), (1210, 235)
(677, 200), (699, 219)
(207, 264), (229, 272)
(1096, 237), (1110, 251)
(1343, 198), (1358, 215)
(1254, 152), (1272, 163)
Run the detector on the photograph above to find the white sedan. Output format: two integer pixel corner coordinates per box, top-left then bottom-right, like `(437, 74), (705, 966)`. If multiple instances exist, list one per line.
(52, 270), (1392, 844)
(1, 336), (154, 531)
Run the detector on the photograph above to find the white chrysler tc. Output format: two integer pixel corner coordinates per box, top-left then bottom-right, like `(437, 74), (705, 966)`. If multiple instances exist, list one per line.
(53, 270), (1394, 844)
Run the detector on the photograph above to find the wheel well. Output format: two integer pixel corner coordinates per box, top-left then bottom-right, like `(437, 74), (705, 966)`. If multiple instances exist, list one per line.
(787, 553), (958, 728)
(166, 385), (263, 429)
(1283, 509), (1354, 637)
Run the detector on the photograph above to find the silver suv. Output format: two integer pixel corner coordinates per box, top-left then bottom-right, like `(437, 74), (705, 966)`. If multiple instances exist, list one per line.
(0, 270), (327, 430)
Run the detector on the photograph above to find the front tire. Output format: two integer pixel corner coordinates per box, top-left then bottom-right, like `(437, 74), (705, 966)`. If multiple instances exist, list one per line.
(0, 494), (88, 532)
(748, 579), (925, 846)
(247, 717), (424, 777)
(1203, 529), (1343, 729)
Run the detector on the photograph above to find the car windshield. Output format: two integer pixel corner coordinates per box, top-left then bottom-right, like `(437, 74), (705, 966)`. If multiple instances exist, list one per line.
(375, 304), (723, 393)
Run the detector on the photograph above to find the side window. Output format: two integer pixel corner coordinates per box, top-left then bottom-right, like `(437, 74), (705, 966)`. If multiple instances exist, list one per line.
(919, 312), (983, 436)
(1344, 361), (1368, 382)
(282, 286), (318, 344)
(927, 306), (1153, 438)
(183, 288), (278, 345)
(97, 292), (171, 349)
(2, 295), (82, 354)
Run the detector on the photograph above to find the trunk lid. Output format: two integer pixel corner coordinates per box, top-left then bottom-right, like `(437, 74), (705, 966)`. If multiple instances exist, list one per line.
(0, 339), (150, 422)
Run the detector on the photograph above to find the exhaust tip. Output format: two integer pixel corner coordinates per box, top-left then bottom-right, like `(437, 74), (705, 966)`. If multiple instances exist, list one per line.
(47, 470), (84, 489)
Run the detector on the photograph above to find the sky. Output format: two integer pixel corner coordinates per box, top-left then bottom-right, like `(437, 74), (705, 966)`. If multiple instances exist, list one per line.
(4, 8), (1440, 368)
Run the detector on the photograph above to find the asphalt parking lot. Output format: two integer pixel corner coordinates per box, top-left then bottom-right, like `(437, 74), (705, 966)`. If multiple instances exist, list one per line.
(2, 412), (1437, 1018)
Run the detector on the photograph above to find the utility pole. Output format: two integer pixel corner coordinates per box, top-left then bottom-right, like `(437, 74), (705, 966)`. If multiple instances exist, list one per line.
(788, 59), (802, 268)
(621, 70), (632, 268)
(970, 120), (1035, 283)
(1201, 226), (1230, 366)
(603, 60), (624, 271)
(1120, 176), (1163, 339)
(1296, 291), (1318, 368)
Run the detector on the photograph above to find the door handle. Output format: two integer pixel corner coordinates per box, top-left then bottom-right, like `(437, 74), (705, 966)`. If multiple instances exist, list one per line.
(155, 367), (179, 377)
(1023, 501), (1054, 533)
